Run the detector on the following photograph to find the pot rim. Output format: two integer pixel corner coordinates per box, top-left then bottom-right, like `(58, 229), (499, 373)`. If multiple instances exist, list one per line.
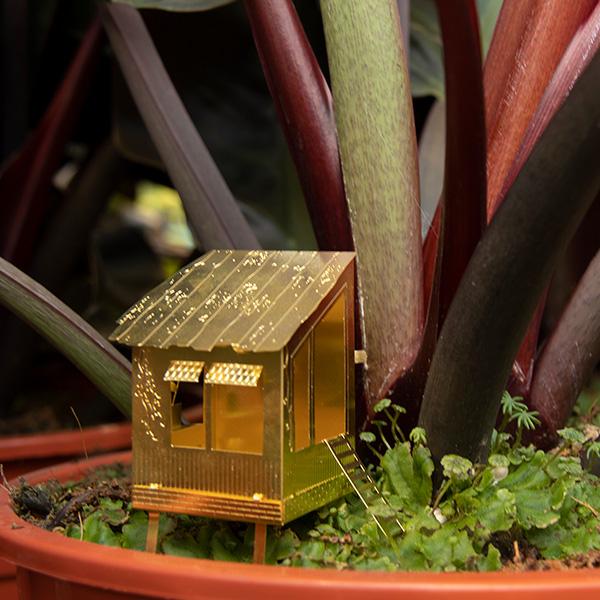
(0, 422), (131, 461)
(0, 452), (599, 600)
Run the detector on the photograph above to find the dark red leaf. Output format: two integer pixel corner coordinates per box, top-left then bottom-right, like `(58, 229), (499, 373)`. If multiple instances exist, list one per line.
(0, 17), (103, 267)
(102, 4), (260, 250)
(435, 0), (486, 324)
(527, 247), (600, 448)
(244, 0), (352, 251)
(484, 0), (597, 218)
(420, 48), (600, 463)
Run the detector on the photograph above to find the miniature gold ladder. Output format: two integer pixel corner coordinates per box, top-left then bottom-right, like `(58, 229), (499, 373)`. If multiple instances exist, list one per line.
(325, 434), (404, 542)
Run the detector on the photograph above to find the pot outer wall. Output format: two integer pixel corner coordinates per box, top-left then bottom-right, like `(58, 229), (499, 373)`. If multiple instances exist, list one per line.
(1, 452), (600, 600)
(0, 424), (131, 600)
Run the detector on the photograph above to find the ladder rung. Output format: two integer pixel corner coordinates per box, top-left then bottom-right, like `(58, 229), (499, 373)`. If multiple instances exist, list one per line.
(335, 449), (355, 460)
(344, 459), (363, 471)
(328, 437), (350, 448)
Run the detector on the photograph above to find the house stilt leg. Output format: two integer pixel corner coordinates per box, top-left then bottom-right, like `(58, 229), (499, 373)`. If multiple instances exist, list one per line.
(145, 511), (160, 553)
(253, 523), (267, 564)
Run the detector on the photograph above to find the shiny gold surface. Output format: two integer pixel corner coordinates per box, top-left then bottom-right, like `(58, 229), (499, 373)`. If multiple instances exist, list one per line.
(292, 337), (310, 451)
(211, 382), (263, 454)
(163, 360), (204, 382)
(133, 485), (283, 524)
(121, 251), (357, 526)
(205, 362), (262, 387)
(314, 292), (346, 442)
(110, 250), (355, 353)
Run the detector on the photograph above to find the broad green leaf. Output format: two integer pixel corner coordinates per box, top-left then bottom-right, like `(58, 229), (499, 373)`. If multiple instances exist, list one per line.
(480, 544), (502, 571)
(381, 443), (433, 511)
(122, 511), (148, 550)
(97, 498), (127, 526)
(82, 513), (121, 547)
(162, 532), (209, 558)
(499, 452), (549, 489)
(113, 0), (234, 11)
(0, 256), (131, 416)
(321, 0), (423, 409)
(477, 488), (516, 532)
(514, 489), (560, 529)
(266, 529), (299, 564)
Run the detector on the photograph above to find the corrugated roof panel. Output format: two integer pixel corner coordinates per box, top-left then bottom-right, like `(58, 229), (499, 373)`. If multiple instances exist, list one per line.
(110, 250), (354, 352)
(163, 360), (205, 383)
(205, 363), (263, 387)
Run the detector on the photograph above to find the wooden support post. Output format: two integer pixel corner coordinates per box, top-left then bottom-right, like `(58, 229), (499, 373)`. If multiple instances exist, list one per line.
(253, 523), (267, 564)
(146, 511), (160, 553)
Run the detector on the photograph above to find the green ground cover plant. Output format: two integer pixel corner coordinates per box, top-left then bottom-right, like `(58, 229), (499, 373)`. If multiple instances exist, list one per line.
(10, 392), (600, 572)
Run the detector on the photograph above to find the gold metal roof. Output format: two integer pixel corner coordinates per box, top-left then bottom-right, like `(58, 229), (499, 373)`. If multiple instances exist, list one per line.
(205, 363), (263, 387)
(163, 360), (205, 383)
(110, 250), (354, 353)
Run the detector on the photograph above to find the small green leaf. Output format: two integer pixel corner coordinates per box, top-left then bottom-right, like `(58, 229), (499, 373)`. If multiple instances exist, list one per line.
(122, 511), (148, 551)
(477, 488), (516, 532)
(373, 398), (392, 413)
(82, 513), (121, 547)
(410, 427), (427, 446)
(558, 428), (587, 445)
(514, 489), (560, 529)
(586, 441), (600, 459)
(480, 544), (502, 571)
(163, 532), (209, 558)
(360, 431), (376, 443)
(441, 455), (473, 482)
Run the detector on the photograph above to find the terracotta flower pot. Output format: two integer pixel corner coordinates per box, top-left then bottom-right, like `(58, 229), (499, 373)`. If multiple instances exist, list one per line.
(1, 452), (599, 600)
(0, 424), (131, 600)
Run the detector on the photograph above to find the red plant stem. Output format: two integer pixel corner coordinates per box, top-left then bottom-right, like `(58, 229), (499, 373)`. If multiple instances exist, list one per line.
(243, 0), (352, 251)
(435, 0), (486, 325)
(509, 4), (600, 398)
(504, 3), (600, 199)
(484, 0), (599, 399)
(422, 206), (441, 313)
(527, 248), (600, 449)
(0, 17), (103, 267)
(484, 0), (597, 218)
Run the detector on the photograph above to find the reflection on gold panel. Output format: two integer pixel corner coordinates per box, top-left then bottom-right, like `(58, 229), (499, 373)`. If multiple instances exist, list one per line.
(292, 338), (311, 451)
(314, 292), (346, 442)
(211, 383), (264, 454)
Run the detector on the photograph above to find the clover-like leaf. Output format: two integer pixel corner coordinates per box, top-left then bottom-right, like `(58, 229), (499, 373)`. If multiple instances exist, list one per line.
(557, 427), (586, 445)
(500, 392), (528, 416)
(410, 427), (428, 446)
(586, 441), (600, 459)
(373, 398), (392, 413)
(359, 431), (377, 443)
(441, 455), (473, 482)
(513, 410), (541, 431)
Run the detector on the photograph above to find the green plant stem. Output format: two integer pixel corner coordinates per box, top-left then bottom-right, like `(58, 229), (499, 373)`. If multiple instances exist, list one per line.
(320, 0), (423, 414)
(432, 480), (451, 511)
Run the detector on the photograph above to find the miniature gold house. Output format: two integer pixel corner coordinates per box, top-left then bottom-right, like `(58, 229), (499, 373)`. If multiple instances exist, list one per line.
(111, 250), (356, 526)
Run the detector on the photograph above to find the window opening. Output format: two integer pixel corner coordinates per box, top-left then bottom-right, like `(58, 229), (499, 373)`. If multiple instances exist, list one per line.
(164, 360), (205, 448)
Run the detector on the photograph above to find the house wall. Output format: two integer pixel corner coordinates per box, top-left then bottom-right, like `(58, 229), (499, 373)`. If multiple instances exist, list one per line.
(281, 267), (355, 521)
(131, 346), (282, 500)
